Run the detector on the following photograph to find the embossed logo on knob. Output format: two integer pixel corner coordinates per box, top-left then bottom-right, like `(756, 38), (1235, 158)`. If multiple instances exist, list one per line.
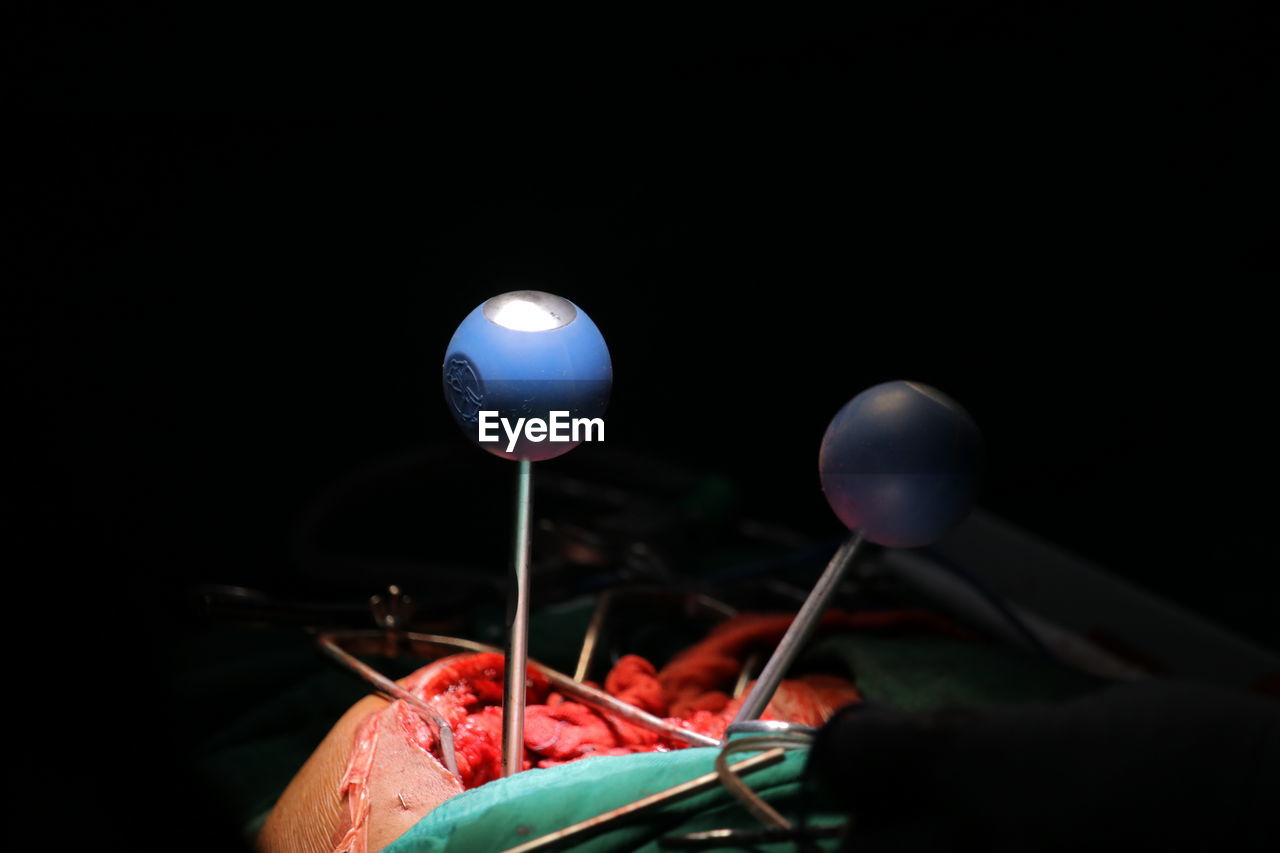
(444, 355), (484, 423)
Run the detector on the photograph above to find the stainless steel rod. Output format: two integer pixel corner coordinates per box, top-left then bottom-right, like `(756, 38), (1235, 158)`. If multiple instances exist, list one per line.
(728, 532), (865, 728)
(502, 458), (534, 777)
(446, 634), (721, 749)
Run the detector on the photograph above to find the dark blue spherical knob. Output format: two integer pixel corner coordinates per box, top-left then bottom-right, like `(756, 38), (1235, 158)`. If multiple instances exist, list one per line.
(819, 381), (982, 547)
(443, 290), (612, 462)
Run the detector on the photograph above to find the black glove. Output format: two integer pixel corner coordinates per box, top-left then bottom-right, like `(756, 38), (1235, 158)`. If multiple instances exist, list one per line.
(809, 680), (1280, 852)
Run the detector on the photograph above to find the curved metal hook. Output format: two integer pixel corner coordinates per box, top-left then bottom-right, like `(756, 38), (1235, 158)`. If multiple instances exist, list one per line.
(714, 731), (815, 829)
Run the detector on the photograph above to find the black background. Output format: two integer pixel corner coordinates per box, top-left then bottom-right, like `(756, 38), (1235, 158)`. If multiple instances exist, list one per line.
(8, 3), (1276, 849)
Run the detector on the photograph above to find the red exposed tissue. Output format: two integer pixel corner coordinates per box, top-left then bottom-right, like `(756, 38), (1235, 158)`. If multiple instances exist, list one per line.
(335, 609), (968, 852)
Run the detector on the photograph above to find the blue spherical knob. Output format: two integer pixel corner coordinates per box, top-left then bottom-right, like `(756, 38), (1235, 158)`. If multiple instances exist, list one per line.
(819, 381), (982, 547)
(443, 291), (612, 462)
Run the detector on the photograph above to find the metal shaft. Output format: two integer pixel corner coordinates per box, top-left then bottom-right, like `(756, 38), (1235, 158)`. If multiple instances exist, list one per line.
(502, 458), (534, 777)
(729, 532), (865, 728)
(316, 635), (460, 777)
(499, 748), (787, 853)
(326, 629), (720, 749)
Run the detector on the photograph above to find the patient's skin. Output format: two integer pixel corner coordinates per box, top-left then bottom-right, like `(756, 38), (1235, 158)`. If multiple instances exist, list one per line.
(257, 686), (463, 853)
